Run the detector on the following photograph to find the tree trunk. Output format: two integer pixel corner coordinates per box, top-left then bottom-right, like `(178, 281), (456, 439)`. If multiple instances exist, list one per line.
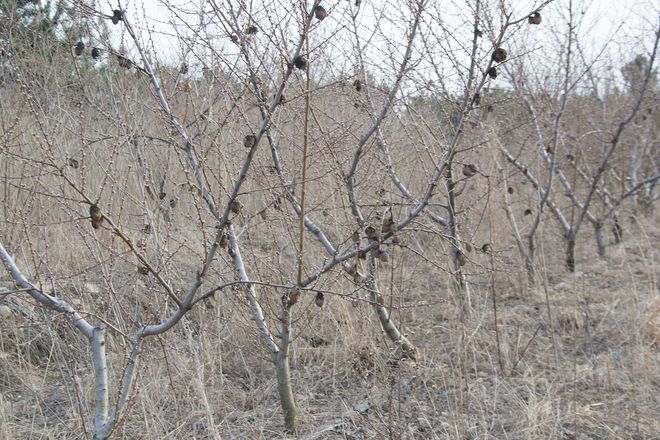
(367, 255), (417, 359)
(275, 300), (297, 433)
(275, 350), (297, 433)
(524, 255), (536, 287)
(594, 221), (606, 257)
(565, 232), (576, 272)
(446, 176), (471, 318)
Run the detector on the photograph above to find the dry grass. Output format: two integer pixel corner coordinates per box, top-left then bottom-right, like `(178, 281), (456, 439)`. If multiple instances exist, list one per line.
(1, 213), (657, 439)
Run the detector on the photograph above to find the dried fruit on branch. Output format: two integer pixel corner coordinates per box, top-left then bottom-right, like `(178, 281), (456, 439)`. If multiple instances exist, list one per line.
(89, 205), (103, 229)
(365, 225), (379, 242)
(492, 48), (507, 63)
(381, 217), (396, 235)
(74, 42), (84, 56)
(293, 55), (307, 70)
(117, 55), (132, 69)
(229, 200), (241, 214)
(288, 288), (301, 306)
(314, 6), (327, 21)
(243, 133), (257, 148)
(528, 12), (542, 25)
(462, 164), (478, 177)
(111, 9), (123, 25)
(315, 291), (324, 307)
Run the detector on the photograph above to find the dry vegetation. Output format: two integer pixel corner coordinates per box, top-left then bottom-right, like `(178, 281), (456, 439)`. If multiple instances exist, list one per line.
(0, 0), (658, 438)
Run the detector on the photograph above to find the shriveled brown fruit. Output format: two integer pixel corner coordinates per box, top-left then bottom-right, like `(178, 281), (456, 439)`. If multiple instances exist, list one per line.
(314, 6), (327, 21)
(229, 200), (241, 214)
(288, 288), (301, 306)
(353, 79), (362, 91)
(117, 55), (132, 69)
(315, 291), (324, 307)
(528, 12), (542, 25)
(243, 133), (257, 148)
(89, 205), (103, 229)
(381, 217), (396, 235)
(293, 55), (307, 70)
(487, 67), (498, 79)
(91, 47), (102, 59)
(462, 164), (478, 177)
(492, 48), (507, 63)
(111, 9), (123, 24)
(365, 225), (379, 242)
(74, 42), (85, 56)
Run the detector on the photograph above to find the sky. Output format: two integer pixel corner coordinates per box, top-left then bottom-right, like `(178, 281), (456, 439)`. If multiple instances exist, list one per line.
(91, 0), (658, 90)
(110, 0), (658, 58)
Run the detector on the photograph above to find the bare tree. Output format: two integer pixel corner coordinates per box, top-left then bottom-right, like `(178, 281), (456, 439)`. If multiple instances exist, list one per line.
(498, 3), (659, 274)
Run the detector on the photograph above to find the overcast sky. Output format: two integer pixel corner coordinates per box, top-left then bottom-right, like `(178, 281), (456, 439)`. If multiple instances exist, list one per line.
(95, 0), (658, 90)
(112, 0), (657, 55)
